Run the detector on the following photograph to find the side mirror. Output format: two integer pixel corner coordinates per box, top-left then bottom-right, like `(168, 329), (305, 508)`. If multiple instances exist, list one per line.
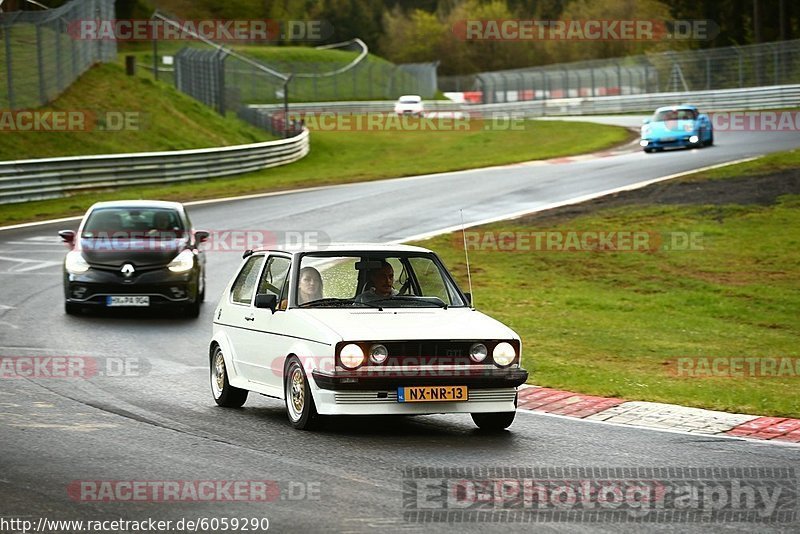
(195, 230), (210, 243)
(58, 230), (76, 244)
(464, 292), (472, 306)
(642, 119), (650, 125)
(254, 293), (277, 311)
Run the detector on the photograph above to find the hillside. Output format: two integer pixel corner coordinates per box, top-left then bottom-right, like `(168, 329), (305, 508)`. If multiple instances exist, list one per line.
(0, 63), (270, 161)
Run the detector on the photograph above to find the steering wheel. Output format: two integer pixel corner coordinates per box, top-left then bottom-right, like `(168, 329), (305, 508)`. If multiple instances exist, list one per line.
(397, 278), (413, 296)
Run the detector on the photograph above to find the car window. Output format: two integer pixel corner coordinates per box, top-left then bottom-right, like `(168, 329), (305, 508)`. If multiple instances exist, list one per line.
(409, 257), (450, 302)
(231, 256), (265, 305)
(295, 253), (467, 308)
(82, 208), (184, 238)
(654, 109), (697, 122)
(257, 256), (291, 300)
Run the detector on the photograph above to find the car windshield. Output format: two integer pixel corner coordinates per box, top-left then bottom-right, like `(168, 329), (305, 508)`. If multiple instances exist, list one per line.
(399, 97), (421, 104)
(653, 109), (697, 122)
(295, 253), (467, 308)
(82, 208), (184, 239)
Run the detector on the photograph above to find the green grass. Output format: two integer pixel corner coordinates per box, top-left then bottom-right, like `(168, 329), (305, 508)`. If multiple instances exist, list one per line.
(121, 43), (432, 102)
(0, 120), (629, 225)
(411, 166), (800, 417)
(0, 63), (269, 160)
(679, 148), (800, 182)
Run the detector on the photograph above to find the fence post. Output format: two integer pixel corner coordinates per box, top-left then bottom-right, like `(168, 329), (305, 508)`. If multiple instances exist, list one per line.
(35, 23), (46, 105)
(55, 19), (63, 92)
(3, 22), (14, 109)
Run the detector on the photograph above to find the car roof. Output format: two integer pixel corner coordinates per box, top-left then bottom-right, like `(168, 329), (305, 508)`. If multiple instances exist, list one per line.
(398, 95), (422, 100)
(88, 200), (185, 210)
(251, 243), (434, 255)
(654, 105), (698, 112)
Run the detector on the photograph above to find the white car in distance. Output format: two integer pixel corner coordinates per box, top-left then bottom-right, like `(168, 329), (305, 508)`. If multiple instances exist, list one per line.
(209, 244), (528, 431)
(394, 95), (424, 117)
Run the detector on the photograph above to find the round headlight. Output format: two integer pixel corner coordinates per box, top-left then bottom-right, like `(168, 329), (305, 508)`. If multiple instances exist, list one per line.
(689, 135), (699, 144)
(492, 342), (516, 367)
(340, 343), (365, 369)
(65, 251), (90, 274)
(469, 343), (488, 363)
(369, 344), (388, 364)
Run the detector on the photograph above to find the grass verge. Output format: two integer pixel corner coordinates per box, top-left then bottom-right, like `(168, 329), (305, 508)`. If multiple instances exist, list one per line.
(1, 119), (629, 226)
(412, 153), (800, 417)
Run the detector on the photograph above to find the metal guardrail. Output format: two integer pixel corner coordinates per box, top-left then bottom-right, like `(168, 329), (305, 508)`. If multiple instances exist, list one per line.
(249, 100), (463, 114)
(249, 85), (800, 117)
(0, 129), (309, 205)
(468, 84), (800, 116)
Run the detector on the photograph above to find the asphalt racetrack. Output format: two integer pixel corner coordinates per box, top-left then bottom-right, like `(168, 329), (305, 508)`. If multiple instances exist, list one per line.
(1, 117), (798, 532)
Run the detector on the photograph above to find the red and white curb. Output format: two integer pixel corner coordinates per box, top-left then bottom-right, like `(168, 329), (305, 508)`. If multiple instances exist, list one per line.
(517, 385), (800, 445)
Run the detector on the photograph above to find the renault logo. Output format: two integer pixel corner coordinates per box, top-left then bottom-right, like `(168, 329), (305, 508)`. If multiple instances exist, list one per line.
(121, 264), (135, 277)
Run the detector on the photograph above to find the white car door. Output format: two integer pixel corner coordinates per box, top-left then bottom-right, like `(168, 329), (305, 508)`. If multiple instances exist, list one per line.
(235, 254), (293, 393)
(222, 254), (266, 381)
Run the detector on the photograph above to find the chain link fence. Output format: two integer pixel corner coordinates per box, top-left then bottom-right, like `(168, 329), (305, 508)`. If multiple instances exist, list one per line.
(151, 12), (437, 116)
(0, 0), (116, 109)
(442, 39), (800, 104)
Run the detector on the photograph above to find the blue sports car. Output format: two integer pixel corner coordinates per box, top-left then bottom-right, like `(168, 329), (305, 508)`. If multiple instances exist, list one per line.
(640, 105), (714, 153)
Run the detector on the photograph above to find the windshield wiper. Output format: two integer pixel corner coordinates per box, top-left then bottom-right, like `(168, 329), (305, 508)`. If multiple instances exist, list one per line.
(298, 298), (363, 308)
(363, 296), (448, 308)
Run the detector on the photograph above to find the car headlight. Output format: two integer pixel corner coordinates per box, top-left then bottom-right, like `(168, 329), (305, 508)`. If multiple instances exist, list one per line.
(469, 343), (488, 363)
(340, 343), (365, 369)
(65, 251), (90, 274)
(492, 342), (516, 367)
(167, 249), (195, 273)
(689, 135), (699, 144)
(369, 344), (388, 364)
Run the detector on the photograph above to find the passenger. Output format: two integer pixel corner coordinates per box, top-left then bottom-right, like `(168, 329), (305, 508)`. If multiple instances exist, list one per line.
(297, 267), (323, 305)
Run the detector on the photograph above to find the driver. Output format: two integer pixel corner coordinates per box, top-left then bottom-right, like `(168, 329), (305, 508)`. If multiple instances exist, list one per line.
(357, 260), (399, 302)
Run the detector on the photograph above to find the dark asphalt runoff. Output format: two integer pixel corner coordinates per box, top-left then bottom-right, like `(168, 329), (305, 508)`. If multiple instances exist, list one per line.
(1, 119), (799, 533)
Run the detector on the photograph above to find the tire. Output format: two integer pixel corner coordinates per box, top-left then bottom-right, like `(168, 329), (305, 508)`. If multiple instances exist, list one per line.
(184, 285), (201, 318)
(210, 346), (248, 408)
(471, 411), (516, 431)
(184, 299), (200, 318)
(643, 148), (654, 153)
(705, 132), (714, 146)
(284, 357), (319, 430)
(64, 301), (80, 315)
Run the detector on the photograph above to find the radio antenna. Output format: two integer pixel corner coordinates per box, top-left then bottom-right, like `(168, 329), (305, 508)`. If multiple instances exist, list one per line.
(460, 209), (474, 309)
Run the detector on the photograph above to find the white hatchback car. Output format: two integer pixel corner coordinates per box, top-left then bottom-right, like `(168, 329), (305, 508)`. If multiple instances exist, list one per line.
(393, 95), (424, 116)
(209, 244), (528, 430)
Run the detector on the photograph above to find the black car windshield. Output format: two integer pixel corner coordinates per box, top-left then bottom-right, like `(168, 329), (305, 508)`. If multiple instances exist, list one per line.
(82, 208), (184, 239)
(295, 253), (467, 308)
(653, 109), (697, 122)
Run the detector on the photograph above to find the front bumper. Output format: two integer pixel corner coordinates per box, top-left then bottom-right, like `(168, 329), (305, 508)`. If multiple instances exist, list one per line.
(314, 387), (520, 416)
(312, 367), (529, 391)
(640, 135), (698, 149)
(64, 267), (199, 307)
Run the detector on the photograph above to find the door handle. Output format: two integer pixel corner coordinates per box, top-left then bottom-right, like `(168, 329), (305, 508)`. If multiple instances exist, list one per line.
(245, 314), (255, 322)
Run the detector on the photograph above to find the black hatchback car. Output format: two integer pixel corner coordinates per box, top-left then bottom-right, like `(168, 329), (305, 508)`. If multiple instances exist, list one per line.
(59, 200), (208, 317)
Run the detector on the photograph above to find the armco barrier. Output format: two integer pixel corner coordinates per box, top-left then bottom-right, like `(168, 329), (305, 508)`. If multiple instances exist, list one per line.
(0, 129), (309, 205)
(469, 84), (800, 116)
(249, 85), (800, 118)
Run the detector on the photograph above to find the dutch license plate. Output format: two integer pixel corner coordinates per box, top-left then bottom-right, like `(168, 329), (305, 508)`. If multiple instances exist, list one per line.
(397, 385), (468, 403)
(106, 296), (150, 307)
